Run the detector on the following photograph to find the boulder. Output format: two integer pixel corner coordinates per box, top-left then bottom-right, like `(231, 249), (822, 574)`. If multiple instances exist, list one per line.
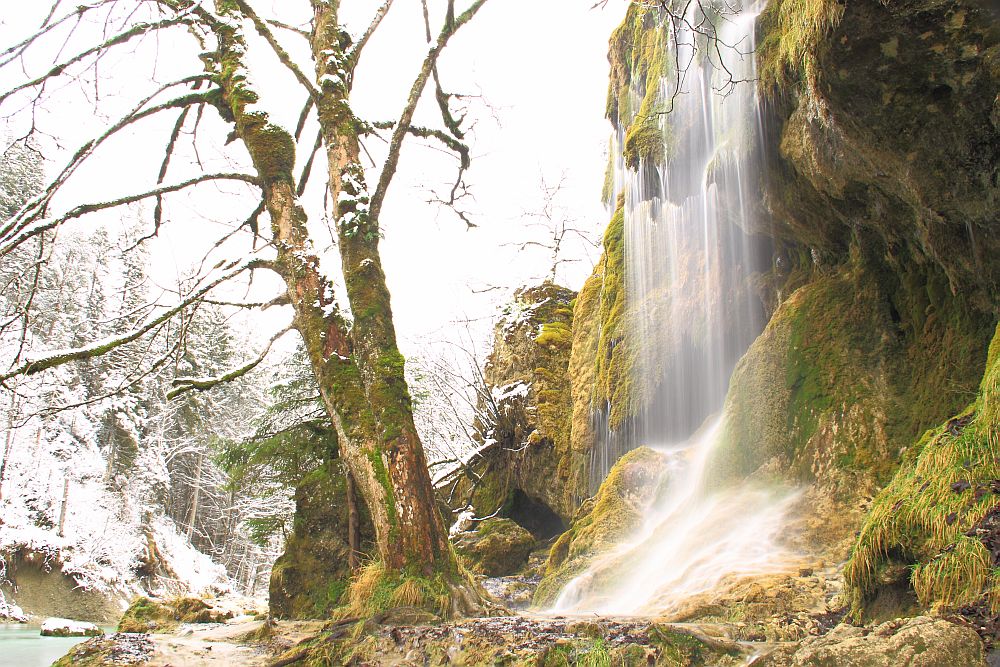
(453, 517), (535, 577)
(117, 596), (232, 633)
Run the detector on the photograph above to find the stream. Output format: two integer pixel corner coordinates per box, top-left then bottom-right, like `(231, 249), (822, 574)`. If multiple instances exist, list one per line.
(0, 623), (113, 667)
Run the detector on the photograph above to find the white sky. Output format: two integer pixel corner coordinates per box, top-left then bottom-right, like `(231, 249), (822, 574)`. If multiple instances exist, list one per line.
(0, 0), (623, 358)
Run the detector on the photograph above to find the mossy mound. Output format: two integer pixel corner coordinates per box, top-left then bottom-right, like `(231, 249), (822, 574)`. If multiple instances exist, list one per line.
(709, 252), (996, 551)
(845, 325), (1000, 618)
(452, 518), (535, 577)
(117, 596), (231, 633)
(534, 447), (668, 607)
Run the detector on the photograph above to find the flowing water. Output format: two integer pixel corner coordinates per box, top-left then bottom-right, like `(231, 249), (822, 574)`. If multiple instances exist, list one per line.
(559, 1), (800, 615)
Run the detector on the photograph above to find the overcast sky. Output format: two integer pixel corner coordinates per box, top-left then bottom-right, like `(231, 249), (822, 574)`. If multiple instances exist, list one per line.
(0, 1), (624, 357)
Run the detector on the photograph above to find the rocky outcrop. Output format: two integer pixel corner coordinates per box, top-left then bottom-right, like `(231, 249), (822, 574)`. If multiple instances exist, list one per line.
(0, 549), (125, 623)
(441, 283), (578, 530)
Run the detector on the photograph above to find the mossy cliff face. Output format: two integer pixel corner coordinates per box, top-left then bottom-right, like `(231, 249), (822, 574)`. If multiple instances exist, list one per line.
(704, 0), (1000, 615)
(444, 283), (579, 527)
(757, 0), (999, 307)
(709, 256), (993, 502)
(269, 463), (373, 619)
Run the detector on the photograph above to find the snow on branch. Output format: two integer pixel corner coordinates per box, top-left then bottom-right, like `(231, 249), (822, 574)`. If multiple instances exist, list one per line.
(0, 259), (262, 383)
(167, 325), (293, 399)
(0, 173), (260, 258)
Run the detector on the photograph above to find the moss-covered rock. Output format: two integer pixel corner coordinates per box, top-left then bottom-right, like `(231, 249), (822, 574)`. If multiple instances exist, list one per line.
(534, 447), (668, 607)
(269, 462), (373, 619)
(452, 518), (535, 577)
(117, 596), (231, 633)
(709, 253), (996, 552)
(758, 0), (999, 308)
(440, 282), (579, 527)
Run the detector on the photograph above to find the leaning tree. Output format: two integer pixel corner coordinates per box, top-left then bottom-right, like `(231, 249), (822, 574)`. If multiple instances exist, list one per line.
(0, 0), (489, 612)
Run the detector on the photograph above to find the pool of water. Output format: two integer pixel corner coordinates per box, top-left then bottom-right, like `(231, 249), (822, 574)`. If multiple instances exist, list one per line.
(0, 623), (113, 667)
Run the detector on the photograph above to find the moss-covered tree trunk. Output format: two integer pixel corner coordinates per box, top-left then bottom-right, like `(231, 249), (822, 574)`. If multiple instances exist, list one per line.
(305, 1), (452, 577)
(206, 0), (470, 599)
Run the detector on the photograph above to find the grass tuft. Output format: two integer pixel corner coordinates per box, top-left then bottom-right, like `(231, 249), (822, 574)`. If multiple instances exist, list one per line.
(844, 325), (1000, 618)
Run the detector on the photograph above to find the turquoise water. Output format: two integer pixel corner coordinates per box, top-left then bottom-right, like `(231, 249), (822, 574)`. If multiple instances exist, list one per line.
(0, 623), (112, 667)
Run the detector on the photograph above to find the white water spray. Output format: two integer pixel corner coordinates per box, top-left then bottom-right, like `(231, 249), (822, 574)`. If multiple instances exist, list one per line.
(559, 1), (800, 615)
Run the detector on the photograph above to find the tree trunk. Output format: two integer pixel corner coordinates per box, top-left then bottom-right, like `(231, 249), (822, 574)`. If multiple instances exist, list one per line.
(346, 470), (360, 569)
(57, 478), (70, 537)
(186, 451), (204, 541)
(207, 2), (481, 614)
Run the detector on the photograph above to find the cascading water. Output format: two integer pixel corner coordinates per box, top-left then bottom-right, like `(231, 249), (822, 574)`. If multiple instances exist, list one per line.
(561, 1), (801, 615)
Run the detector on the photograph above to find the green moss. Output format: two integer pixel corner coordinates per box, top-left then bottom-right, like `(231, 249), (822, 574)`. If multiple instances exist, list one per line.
(845, 324), (1000, 618)
(453, 517), (535, 576)
(710, 250), (995, 499)
(536, 321), (573, 348)
(366, 448), (398, 541)
(756, 0), (845, 92)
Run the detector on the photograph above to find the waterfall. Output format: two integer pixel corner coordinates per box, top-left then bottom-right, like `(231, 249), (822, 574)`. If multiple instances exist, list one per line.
(561, 1), (800, 615)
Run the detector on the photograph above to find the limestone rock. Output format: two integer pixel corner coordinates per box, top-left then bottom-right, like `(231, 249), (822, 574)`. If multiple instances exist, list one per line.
(755, 617), (987, 666)
(439, 283), (577, 530)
